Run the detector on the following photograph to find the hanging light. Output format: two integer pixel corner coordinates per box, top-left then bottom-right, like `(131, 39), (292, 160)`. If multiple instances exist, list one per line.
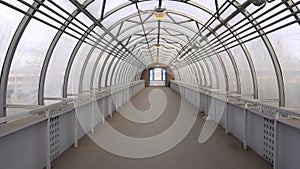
(154, 44), (162, 49)
(154, 7), (166, 20)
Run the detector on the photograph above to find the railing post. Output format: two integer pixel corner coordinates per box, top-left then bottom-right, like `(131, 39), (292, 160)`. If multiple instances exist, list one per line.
(214, 93), (217, 124)
(91, 94), (95, 134)
(225, 96), (229, 135)
(46, 110), (51, 169)
(243, 102), (248, 150)
(74, 109), (78, 148)
(273, 112), (280, 169)
(108, 95), (112, 118)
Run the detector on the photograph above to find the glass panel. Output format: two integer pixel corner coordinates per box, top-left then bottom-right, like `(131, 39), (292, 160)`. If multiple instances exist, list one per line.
(42, 1), (69, 23)
(112, 61), (122, 85)
(104, 0), (129, 15)
(195, 62), (205, 86)
(93, 52), (108, 89)
(100, 55), (113, 87)
(55, 0), (77, 13)
(86, 0), (103, 19)
(179, 21), (198, 32)
(82, 48), (101, 92)
(268, 24), (300, 107)
(119, 62), (129, 83)
(231, 46), (253, 95)
(138, 1), (157, 11)
(76, 13), (93, 27)
(127, 65), (136, 82)
(199, 60), (210, 87)
(191, 0), (216, 12)
(204, 58), (217, 88)
(0, 5), (23, 74)
(220, 5), (236, 19)
(123, 64), (131, 82)
(184, 67), (190, 83)
(166, 1), (212, 23)
(219, 51), (237, 92)
(45, 34), (77, 98)
(102, 4), (136, 28)
(35, 6), (64, 29)
(211, 55), (226, 90)
(177, 68), (185, 82)
(7, 19), (56, 104)
(228, 13), (246, 27)
(106, 58), (118, 86)
(68, 43), (92, 94)
(172, 69), (180, 80)
(245, 39), (278, 100)
(6, 1), (30, 12)
(187, 66), (196, 84)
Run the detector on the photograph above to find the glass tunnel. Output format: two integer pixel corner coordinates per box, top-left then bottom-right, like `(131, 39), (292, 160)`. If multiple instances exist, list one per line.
(0, 0), (300, 169)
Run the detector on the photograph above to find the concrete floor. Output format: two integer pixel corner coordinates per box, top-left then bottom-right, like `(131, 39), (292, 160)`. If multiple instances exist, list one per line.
(52, 87), (272, 169)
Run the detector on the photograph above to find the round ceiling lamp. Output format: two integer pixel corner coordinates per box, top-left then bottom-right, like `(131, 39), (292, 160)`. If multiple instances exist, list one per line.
(154, 7), (166, 20)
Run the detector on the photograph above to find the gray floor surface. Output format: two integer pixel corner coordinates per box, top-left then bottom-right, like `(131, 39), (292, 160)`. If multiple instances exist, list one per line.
(52, 87), (272, 169)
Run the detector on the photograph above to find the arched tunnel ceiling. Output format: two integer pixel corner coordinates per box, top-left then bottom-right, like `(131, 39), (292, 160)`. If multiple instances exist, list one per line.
(0, 0), (300, 117)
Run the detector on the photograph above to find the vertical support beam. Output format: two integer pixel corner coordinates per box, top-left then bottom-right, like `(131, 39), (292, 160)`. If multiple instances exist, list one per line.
(225, 96), (229, 135)
(152, 68), (155, 81)
(91, 94), (95, 134)
(108, 95), (113, 118)
(204, 92), (207, 115)
(148, 68), (151, 87)
(243, 102), (248, 150)
(74, 110), (78, 148)
(46, 110), (51, 169)
(100, 0), (107, 20)
(273, 112), (280, 169)
(165, 68), (167, 86)
(214, 94), (217, 124)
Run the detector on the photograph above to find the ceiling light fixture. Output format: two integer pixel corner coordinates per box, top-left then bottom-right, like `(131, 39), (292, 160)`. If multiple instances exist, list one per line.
(154, 44), (162, 48)
(154, 7), (166, 20)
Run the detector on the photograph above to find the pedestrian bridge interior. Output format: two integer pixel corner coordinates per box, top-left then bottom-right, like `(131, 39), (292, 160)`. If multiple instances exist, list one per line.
(0, 0), (300, 169)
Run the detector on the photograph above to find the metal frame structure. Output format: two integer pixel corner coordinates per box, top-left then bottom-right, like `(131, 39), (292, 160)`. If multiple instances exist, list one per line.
(0, 0), (299, 119)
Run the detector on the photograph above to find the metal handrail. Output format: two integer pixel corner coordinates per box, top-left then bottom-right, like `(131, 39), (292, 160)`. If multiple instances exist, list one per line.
(0, 80), (145, 124)
(170, 80), (300, 119)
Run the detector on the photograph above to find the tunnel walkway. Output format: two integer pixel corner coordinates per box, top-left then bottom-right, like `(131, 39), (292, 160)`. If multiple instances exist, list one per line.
(52, 87), (272, 169)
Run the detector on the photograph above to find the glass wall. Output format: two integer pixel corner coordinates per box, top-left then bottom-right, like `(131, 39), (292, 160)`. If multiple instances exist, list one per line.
(7, 19), (56, 104)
